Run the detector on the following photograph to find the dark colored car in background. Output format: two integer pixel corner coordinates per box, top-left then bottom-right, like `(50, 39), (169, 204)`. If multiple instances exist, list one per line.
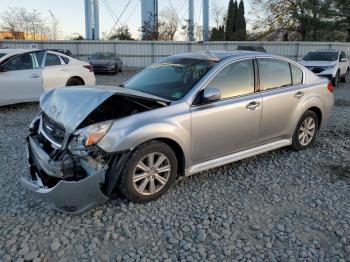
(237, 45), (267, 53)
(88, 52), (123, 74)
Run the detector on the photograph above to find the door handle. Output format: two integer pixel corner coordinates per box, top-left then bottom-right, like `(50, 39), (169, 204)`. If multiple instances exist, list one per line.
(30, 74), (40, 78)
(295, 91), (304, 99)
(246, 101), (260, 110)
(61, 68), (69, 72)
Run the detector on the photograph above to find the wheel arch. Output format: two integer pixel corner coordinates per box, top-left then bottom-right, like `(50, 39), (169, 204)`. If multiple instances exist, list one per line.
(306, 106), (322, 130)
(66, 76), (85, 86)
(153, 138), (186, 176)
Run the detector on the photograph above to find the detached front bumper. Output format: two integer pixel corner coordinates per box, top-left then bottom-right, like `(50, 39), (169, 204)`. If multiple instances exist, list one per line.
(21, 136), (108, 214)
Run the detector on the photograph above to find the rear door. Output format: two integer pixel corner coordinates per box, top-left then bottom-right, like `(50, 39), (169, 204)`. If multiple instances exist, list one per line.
(257, 58), (305, 143)
(190, 59), (262, 164)
(0, 52), (43, 105)
(42, 52), (68, 90)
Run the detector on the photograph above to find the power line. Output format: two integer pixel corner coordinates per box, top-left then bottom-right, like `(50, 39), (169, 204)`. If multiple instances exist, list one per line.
(124, 0), (139, 24)
(107, 0), (132, 38)
(102, 0), (118, 22)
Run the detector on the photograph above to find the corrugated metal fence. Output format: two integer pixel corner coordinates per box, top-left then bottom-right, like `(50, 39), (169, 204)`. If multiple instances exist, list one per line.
(1, 40), (350, 68)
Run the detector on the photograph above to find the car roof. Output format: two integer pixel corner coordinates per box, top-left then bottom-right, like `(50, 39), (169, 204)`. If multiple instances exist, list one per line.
(166, 50), (266, 62)
(0, 48), (39, 55)
(312, 49), (340, 53)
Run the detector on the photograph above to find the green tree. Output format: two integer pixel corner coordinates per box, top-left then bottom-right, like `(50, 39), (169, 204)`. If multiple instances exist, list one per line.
(108, 25), (134, 40)
(251, 0), (335, 41)
(333, 0), (350, 41)
(225, 0), (236, 40)
(236, 0), (247, 40)
(210, 25), (225, 41)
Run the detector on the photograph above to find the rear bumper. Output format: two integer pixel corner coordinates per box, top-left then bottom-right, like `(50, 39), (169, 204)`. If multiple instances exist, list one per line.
(21, 136), (108, 214)
(92, 66), (116, 73)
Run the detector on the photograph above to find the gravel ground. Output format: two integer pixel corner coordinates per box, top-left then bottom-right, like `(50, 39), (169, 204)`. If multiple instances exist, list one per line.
(0, 77), (350, 261)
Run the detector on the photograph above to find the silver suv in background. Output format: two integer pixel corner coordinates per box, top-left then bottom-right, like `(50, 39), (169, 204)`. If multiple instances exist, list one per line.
(299, 49), (350, 86)
(22, 51), (334, 214)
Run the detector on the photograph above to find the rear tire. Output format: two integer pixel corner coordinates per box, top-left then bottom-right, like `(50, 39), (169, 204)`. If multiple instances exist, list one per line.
(66, 77), (84, 86)
(291, 110), (319, 151)
(117, 141), (178, 203)
(112, 65), (118, 75)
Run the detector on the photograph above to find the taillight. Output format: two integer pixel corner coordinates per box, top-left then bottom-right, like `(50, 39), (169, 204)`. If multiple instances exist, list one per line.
(327, 81), (333, 93)
(84, 64), (93, 72)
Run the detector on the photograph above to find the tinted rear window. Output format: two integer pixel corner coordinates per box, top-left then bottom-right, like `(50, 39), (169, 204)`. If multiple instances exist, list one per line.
(258, 59), (292, 90)
(60, 56), (69, 64)
(45, 54), (62, 66)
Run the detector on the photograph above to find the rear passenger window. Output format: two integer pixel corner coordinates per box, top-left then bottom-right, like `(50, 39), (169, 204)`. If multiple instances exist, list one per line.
(206, 59), (255, 99)
(60, 56), (69, 64)
(258, 59), (292, 90)
(45, 54), (62, 66)
(291, 64), (303, 85)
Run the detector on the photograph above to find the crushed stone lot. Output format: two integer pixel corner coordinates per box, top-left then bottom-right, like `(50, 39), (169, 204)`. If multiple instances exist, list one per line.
(0, 74), (350, 261)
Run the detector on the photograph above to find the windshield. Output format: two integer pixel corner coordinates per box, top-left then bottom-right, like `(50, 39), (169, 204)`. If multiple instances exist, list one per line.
(303, 52), (338, 61)
(91, 52), (115, 60)
(124, 58), (216, 101)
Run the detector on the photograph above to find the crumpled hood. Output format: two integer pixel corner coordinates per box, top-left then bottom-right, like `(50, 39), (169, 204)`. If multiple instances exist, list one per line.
(40, 87), (169, 134)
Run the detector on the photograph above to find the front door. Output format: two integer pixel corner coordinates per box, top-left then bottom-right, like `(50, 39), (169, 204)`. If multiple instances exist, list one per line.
(0, 52), (43, 105)
(190, 59), (262, 165)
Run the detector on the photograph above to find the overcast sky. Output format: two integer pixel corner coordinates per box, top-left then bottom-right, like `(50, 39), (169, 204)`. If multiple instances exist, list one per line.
(0, 0), (252, 39)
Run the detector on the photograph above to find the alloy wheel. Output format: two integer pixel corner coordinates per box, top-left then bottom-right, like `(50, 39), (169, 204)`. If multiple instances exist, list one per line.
(132, 152), (171, 196)
(298, 117), (316, 146)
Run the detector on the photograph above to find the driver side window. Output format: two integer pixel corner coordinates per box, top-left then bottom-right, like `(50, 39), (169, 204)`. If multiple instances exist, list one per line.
(3, 53), (35, 71)
(206, 59), (255, 99)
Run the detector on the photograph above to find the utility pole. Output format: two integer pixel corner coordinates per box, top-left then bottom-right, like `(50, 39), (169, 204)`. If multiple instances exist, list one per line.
(188, 0), (194, 41)
(203, 0), (209, 41)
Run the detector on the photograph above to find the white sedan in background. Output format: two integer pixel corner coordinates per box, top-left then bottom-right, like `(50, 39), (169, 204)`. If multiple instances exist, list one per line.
(0, 49), (96, 106)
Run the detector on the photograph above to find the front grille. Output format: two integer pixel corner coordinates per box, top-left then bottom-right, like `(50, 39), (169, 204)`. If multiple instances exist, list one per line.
(41, 114), (66, 146)
(308, 67), (325, 74)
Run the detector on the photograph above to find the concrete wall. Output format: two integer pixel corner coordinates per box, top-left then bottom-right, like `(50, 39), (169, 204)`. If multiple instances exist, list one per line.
(1, 40), (350, 69)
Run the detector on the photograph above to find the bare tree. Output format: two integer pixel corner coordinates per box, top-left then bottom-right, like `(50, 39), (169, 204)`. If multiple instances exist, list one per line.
(0, 7), (54, 40)
(195, 25), (203, 41)
(211, 2), (225, 28)
(49, 10), (60, 40)
(158, 8), (179, 41)
(1, 7), (24, 39)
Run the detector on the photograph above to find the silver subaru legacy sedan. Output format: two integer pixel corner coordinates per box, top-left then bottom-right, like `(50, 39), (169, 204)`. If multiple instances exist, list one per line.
(22, 51), (334, 214)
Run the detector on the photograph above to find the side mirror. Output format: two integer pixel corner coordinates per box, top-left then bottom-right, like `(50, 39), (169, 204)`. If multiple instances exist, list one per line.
(203, 87), (221, 103)
(297, 57), (302, 61)
(340, 58), (347, 63)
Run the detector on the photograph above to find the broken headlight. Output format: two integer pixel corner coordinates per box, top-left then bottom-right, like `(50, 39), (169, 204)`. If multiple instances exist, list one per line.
(69, 120), (113, 152)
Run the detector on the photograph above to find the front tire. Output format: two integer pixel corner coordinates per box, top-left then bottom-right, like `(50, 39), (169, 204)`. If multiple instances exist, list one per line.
(291, 110), (319, 151)
(332, 71), (340, 87)
(118, 141), (178, 203)
(341, 68), (349, 83)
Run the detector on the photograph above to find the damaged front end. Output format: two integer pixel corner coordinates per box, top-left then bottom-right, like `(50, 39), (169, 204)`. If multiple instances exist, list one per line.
(21, 87), (169, 214)
(22, 114), (111, 214)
